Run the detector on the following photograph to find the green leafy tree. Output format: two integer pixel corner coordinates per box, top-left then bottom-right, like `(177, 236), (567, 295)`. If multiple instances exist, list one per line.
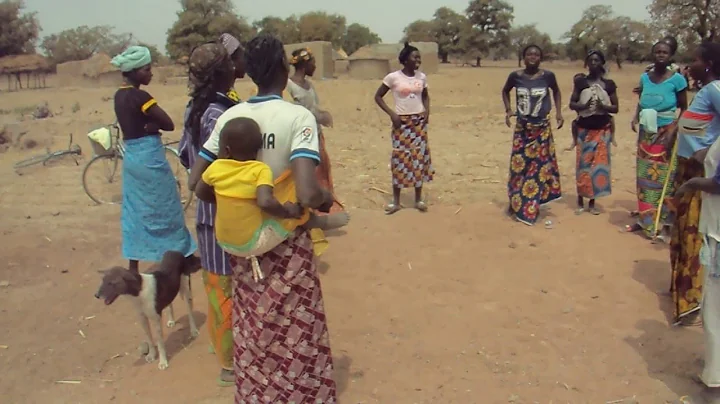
(464, 0), (514, 66)
(649, 0), (718, 45)
(40, 25), (134, 64)
(342, 23), (380, 55)
(252, 16), (300, 44)
(431, 7), (468, 63)
(507, 24), (552, 66)
(402, 20), (436, 43)
(297, 11), (346, 47)
(0, 0), (40, 57)
(166, 0), (253, 60)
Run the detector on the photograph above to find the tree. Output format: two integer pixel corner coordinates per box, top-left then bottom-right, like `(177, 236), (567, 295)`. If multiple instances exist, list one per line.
(342, 23), (380, 55)
(297, 11), (346, 47)
(564, 5), (654, 66)
(166, 0), (253, 60)
(508, 24), (552, 66)
(40, 25), (134, 64)
(430, 7), (468, 63)
(0, 0), (40, 57)
(402, 20), (436, 43)
(464, 0), (514, 66)
(252, 16), (300, 44)
(648, 0), (719, 45)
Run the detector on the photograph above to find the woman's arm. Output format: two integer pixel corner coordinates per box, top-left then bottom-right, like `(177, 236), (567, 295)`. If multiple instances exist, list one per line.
(374, 84), (394, 117)
(145, 104), (174, 132)
(422, 88), (430, 120)
(604, 92), (620, 114)
(568, 82), (584, 111)
(501, 74), (514, 114)
(549, 73), (564, 128)
(291, 158), (330, 209)
(677, 89), (689, 114)
(678, 177), (720, 196)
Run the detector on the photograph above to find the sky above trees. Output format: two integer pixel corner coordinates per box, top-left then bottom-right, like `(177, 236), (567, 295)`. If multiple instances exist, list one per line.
(23, 0), (651, 49)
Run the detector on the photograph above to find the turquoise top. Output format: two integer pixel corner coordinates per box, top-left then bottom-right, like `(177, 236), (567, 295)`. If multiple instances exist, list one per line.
(639, 72), (688, 127)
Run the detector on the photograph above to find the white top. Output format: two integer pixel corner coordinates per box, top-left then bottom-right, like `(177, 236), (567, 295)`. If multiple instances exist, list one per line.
(286, 79), (320, 114)
(199, 95), (320, 179)
(382, 70), (427, 115)
(701, 137), (720, 241)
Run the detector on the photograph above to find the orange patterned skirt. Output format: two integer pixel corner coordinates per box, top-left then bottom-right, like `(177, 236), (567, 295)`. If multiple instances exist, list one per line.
(669, 157), (705, 322)
(202, 270), (233, 370)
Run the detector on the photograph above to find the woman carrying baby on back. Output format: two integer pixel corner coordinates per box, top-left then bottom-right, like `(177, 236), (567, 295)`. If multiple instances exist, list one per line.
(194, 117), (346, 280)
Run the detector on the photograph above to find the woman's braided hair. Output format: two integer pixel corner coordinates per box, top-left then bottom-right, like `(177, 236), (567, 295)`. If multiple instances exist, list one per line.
(244, 33), (288, 88)
(186, 42), (233, 148)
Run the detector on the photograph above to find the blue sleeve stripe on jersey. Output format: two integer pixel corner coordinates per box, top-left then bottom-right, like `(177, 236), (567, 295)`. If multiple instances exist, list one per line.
(290, 148), (321, 162)
(199, 148), (217, 162)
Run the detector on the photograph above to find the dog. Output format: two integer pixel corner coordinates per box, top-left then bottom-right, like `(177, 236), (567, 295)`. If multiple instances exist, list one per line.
(95, 251), (202, 370)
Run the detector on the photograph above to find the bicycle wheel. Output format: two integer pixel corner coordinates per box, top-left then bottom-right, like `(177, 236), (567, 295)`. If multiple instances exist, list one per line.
(83, 154), (123, 205)
(14, 153), (49, 170)
(164, 146), (194, 212)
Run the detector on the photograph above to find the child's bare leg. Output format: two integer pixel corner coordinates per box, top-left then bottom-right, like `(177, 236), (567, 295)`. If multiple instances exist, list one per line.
(304, 211), (350, 231)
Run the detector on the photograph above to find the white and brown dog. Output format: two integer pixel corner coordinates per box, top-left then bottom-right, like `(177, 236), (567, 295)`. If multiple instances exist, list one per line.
(95, 251), (201, 369)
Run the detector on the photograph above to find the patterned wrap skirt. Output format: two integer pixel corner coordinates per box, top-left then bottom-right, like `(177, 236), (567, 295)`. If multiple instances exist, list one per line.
(120, 135), (196, 261)
(229, 230), (336, 403)
(507, 119), (562, 225)
(202, 270), (233, 370)
(635, 123), (678, 238)
(669, 156), (705, 322)
(390, 114), (434, 188)
(575, 124), (612, 199)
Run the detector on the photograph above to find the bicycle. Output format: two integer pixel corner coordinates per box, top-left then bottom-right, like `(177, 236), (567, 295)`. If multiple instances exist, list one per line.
(81, 122), (194, 211)
(14, 134), (82, 171)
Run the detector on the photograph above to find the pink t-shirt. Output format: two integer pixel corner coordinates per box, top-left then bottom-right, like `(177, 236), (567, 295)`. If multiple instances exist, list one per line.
(382, 70), (427, 115)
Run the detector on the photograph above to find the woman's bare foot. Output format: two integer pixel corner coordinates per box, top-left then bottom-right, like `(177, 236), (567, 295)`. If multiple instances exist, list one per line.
(306, 212), (350, 230)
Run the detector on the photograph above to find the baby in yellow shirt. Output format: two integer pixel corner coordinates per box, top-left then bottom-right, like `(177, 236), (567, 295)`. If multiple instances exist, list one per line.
(195, 117), (343, 278)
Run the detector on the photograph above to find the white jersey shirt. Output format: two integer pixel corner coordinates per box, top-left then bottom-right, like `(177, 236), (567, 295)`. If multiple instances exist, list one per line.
(199, 95), (321, 178)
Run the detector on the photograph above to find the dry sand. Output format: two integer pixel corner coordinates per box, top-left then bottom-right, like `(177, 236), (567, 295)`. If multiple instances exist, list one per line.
(0, 62), (706, 403)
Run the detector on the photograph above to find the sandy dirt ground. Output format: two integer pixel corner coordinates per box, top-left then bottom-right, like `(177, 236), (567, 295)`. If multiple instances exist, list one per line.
(0, 62), (709, 403)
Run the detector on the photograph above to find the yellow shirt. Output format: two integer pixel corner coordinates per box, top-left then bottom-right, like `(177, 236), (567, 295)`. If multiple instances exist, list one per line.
(202, 159), (308, 254)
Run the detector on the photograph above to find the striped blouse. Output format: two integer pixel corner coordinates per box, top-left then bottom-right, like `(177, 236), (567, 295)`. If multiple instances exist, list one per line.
(178, 92), (237, 275)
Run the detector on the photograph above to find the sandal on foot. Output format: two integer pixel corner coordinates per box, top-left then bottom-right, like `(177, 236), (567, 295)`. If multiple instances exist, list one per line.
(217, 369), (234, 387)
(629, 210), (640, 217)
(415, 201), (428, 212)
(623, 224), (641, 233)
(574, 208), (585, 215)
(384, 203), (401, 215)
(589, 208), (601, 215)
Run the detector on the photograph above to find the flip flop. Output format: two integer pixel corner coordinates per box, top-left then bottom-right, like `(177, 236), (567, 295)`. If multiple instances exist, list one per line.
(574, 208), (585, 215)
(384, 203), (401, 215)
(623, 224), (641, 233)
(415, 201), (428, 212)
(589, 207), (601, 215)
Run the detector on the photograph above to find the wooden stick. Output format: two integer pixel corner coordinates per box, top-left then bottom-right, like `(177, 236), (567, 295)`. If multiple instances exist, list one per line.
(368, 186), (390, 195)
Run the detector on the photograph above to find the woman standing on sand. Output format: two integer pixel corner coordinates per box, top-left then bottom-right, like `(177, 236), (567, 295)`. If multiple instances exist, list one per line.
(190, 33), (339, 402)
(111, 46), (196, 273)
(567, 50), (619, 215)
(374, 42), (434, 214)
(286, 47), (346, 256)
(177, 42), (238, 386)
(501, 44), (564, 226)
(669, 41), (720, 327)
(627, 40), (688, 238)
(671, 43), (720, 403)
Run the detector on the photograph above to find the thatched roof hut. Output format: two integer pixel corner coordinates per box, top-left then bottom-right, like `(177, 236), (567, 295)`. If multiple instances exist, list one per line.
(0, 54), (50, 75)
